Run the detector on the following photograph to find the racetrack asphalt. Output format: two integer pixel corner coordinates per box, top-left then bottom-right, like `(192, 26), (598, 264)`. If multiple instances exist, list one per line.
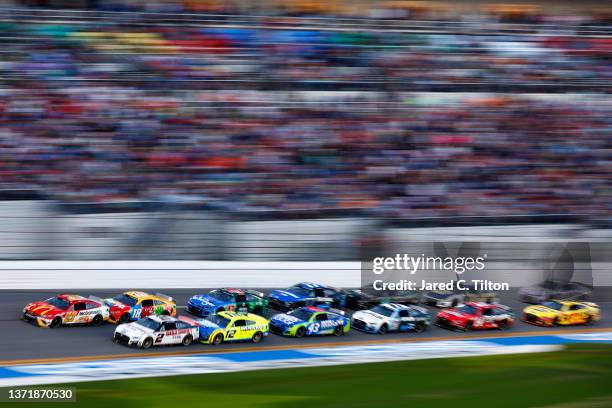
(1, 289), (610, 363)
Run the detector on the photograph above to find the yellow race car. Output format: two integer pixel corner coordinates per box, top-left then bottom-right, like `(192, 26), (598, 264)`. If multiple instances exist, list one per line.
(523, 300), (600, 327)
(195, 312), (269, 345)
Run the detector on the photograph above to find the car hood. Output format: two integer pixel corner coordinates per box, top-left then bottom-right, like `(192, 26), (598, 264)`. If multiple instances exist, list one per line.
(523, 305), (559, 316)
(438, 309), (473, 320)
(189, 295), (225, 310)
(195, 319), (222, 336)
(269, 290), (307, 302)
(352, 310), (384, 324)
(270, 313), (304, 328)
(116, 322), (153, 338)
(25, 302), (63, 317)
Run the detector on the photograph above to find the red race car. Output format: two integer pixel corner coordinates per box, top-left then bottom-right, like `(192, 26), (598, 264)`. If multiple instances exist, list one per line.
(22, 294), (110, 328)
(435, 302), (514, 331)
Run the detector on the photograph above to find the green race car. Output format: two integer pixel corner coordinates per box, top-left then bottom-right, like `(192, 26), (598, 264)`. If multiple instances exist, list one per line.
(269, 306), (350, 337)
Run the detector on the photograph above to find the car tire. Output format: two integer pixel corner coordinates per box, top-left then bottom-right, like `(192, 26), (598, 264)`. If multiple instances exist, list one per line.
(112, 333), (120, 343)
(50, 316), (62, 328)
(333, 325), (344, 336)
(552, 317), (560, 327)
(378, 324), (388, 334)
(142, 337), (153, 349)
(182, 335), (193, 346)
(498, 320), (508, 330)
(119, 313), (130, 324)
(212, 333), (224, 345)
(585, 316), (592, 326)
(252, 331), (263, 343)
(414, 321), (426, 333)
(463, 321), (473, 331)
(451, 299), (459, 307)
(295, 327), (306, 338)
(92, 314), (103, 327)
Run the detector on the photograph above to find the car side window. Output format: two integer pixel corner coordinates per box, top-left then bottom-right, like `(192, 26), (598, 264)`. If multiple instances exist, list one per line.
(164, 322), (176, 331)
(570, 304), (584, 311)
(233, 319), (246, 327)
(315, 313), (327, 321)
(313, 288), (325, 297)
(245, 320), (256, 326)
(153, 300), (164, 306)
(86, 302), (98, 310)
(141, 299), (154, 307)
(482, 309), (493, 316)
(324, 289), (336, 297)
(73, 302), (86, 311)
(235, 294), (247, 303)
(398, 310), (409, 318)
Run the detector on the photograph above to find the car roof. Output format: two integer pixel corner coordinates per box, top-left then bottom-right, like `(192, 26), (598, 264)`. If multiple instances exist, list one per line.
(465, 302), (495, 309)
(378, 303), (410, 311)
(145, 315), (177, 323)
(57, 294), (87, 302)
(221, 288), (244, 295)
(125, 290), (151, 299)
(296, 282), (324, 289)
(218, 311), (262, 320)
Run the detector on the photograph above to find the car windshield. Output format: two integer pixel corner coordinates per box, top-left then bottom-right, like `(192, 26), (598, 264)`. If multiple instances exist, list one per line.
(209, 290), (233, 302)
(135, 317), (161, 331)
(114, 293), (137, 306)
(286, 287), (310, 297)
(288, 309), (313, 321)
(542, 301), (563, 311)
(205, 315), (231, 327)
(456, 305), (479, 315)
(371, 305), (394, 317)
(45, 297), (70, 310)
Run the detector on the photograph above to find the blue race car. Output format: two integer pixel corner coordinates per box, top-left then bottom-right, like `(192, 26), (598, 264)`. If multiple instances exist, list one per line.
(187, 288), (268, 318)
(269, 306), (350, 337)
(267, 282), (346, 311)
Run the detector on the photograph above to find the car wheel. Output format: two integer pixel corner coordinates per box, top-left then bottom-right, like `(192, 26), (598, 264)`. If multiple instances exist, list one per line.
(112, 333), (120, 343)
(585, 316), (592, 326)
(252, 331), (263, 343)
(50, 316), (62, 328)
(498, 320), (508, 330)
(463, 321), (473, 331)
(414, 321), (426, 333)
(182, 335), (193, 346)
(142, 337), (153, 349)
(295, 327), (306, 338)
(552, 317), (560, 327)
(378, 324), (388, 334)
(119, 313), (130, 324)
(333, 325), (344, 336)
(451, 299), (459, 307)
(92, 314), (103, 326)
(212, 333), (224, 345)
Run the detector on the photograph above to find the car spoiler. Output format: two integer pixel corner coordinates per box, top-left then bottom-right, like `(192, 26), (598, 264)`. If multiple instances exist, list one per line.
(155, 292), (174, 303)
(245, 289), (265, 298)
(329, 307), (346, 316)
(178, 316), (198, 326)
(411, 305), (429, 314)
(88, 295), (105, 305)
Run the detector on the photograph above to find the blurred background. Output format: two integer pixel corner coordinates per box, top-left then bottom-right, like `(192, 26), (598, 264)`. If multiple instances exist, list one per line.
(0, 0), (609, 267)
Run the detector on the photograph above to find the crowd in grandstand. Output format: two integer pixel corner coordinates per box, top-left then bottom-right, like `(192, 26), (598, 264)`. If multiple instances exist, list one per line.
(0, 4), (609, 218)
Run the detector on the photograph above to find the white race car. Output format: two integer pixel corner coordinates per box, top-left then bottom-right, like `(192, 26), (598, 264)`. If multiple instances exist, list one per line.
(351, 303), (430, 334)
(113, 315), (199, 348)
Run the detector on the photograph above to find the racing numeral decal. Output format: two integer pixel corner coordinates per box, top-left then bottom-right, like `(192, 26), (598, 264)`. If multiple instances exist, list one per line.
(226, 329), (236, 339)
(309, 323), (320, 333)
(155, 333), (165, 343)
(132, 308), (142, 319)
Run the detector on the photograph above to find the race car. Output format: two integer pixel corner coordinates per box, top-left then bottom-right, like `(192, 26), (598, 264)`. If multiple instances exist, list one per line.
(196, 312), (269, 345)
(187, 288), (268, 317)
(345, 288), (419, 310)
(104, 291), (176, 323)
(267, 282), (346, 311)
(518, 280), (592, 304)
(522, 300), (600, 327)
(269, 306), (350, 337)
(351, 303), (430, 334)
(113, 315), (199, 348)
(435, 302), (514, 331)
(22, 294), (110, 328)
